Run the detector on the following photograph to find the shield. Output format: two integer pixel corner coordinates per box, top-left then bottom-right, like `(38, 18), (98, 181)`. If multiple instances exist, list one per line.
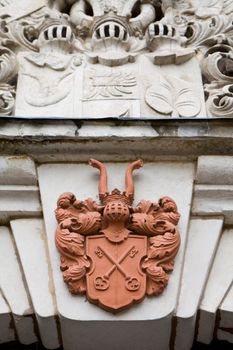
(86, 234), (147, 312)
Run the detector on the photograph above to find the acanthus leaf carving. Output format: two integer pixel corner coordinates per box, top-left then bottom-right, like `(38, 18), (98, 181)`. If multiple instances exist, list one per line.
(55, 159), (181, 312)
(185, 14), (233, 48)
(0, 6), (54, 52)
(201, 45), (233, 117)
(130, 196), (181, 296)
(0, 83), (15, 115)
(0, 42), (17, 115)
(55, 192), (102, 294)
(205, 83), (233, 118)
(142, 227), (181, 295)
(161, 1), (233, 118)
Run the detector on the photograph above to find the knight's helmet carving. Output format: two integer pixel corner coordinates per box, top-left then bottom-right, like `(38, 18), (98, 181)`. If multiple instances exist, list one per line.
(69, 0), (157, 51)
(35, 9), (75, 53)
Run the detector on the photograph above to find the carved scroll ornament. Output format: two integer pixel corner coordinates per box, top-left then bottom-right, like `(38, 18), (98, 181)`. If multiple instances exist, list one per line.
(55, 159), (181, 313)
(0, 0), (233, 117)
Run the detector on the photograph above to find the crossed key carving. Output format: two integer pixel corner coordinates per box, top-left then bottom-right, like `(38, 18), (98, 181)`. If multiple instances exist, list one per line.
(94, 245), (140, 292)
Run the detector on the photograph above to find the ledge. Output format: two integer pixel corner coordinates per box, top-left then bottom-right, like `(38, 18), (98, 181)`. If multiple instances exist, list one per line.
(0, 119), (233, 162)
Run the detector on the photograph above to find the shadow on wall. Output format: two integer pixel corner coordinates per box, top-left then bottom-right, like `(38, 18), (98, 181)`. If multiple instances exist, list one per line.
(0, 340), (232, 350)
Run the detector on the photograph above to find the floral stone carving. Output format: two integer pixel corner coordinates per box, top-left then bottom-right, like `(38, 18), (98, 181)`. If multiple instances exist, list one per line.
(2, 0), (233, 118)
(55, 159), (181, 313)
(0, 0), (209, 118)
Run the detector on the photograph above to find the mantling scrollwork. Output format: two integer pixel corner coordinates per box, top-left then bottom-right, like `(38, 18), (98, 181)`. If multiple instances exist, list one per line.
(130, 196), (180, 295)
(55, 193), (102, 293)
(175, 0), (233, 117)
(202, 45), (233, 117)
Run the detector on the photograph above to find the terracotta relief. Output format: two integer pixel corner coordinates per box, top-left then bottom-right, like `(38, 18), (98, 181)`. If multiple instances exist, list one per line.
(55, 159), (181, 312)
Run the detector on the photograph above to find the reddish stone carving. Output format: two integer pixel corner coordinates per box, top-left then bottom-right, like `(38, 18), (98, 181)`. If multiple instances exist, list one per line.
(55, 159), (181, 313)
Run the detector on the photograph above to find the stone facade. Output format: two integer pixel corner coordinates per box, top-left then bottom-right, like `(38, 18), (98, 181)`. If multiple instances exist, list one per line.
(0, 1), (232, 350)
(0, 0), (232, 118)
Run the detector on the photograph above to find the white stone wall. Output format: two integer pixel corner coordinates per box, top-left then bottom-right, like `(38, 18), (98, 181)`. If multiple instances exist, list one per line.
(0, 154), (232, 350)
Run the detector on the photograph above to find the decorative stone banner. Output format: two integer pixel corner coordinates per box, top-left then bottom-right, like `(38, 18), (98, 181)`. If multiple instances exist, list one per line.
(0, 156), (232, 350)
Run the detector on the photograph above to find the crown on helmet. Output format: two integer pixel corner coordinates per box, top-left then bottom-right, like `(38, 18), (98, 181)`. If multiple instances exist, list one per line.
(36, 12), (74, 50)
(91, 6), (130, 35)
(100, 189), (133, 206)
(39, 9), (69, 32)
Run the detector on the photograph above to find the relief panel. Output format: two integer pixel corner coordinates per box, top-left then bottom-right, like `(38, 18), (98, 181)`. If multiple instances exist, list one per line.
(0, 0), (232, 118)
(55, 159), (181, 312)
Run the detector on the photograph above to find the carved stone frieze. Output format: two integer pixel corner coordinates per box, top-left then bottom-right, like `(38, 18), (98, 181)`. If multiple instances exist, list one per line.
(172, 0), (233, 117)
(55, 159), (181, 312)
(0, 0), (232, 118)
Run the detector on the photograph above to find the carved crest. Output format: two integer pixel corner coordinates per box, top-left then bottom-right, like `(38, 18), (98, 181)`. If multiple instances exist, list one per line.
(55, 159), (181, 313)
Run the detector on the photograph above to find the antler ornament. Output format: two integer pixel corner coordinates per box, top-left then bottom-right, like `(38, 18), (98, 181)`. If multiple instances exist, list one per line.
(55, 159), (181, 312)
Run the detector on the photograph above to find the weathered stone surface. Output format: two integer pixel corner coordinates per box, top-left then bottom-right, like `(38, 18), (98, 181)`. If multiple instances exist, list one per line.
(197, 229), (233, 344)
(0, 185), (41, 224)
(217, 284), (233, 343)
(175, 218), (223, 350)
(3, 0), (233, 119)
(0, 156), (37, 185)
(11, 218), (60, 349)
(192, 184), (233, 224)
(196, 156), (233, 185)
(0, 157), (41, 223)
(1, 121), (233, 163)
(0, 226), (37, 344)
(0, 291), (15, 344)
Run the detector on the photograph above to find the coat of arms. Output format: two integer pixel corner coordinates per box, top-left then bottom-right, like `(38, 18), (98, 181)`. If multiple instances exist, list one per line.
(55, 159), (181, 313)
